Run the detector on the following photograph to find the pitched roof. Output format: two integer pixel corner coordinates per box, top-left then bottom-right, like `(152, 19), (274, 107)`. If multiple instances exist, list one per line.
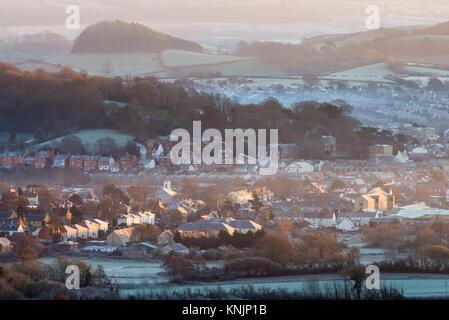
(178, 221), (235, 234)
(0, 209), (17, 220)
(303, 212), (335, 219)
(170, 242), (188, 252)
(63, 225), (77, 233)
(0, 238), (11, 246)
(83, 220), (100, 229)
(92, 218), (108, 225)
(26, 213), (48, 222)
(73, 224), (88, 232)
(113, 227), (134, 238)
(209, 218), (262, 230)
(54, 154), (70, 160)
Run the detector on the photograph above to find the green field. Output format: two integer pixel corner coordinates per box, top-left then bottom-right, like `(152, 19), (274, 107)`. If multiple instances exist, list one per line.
(156, 58), (284, 78)
(400, 54), (449, 68)
(326, 63), (395, 83)
(403, 65), (449, 76)
(46, 52), (162, 76)
(306, 24), (432, 49)
(161, 50), (249, 68)
(31, 129), (134, 153)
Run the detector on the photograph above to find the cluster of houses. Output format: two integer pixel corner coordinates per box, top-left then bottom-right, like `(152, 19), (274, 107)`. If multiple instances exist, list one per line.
(117, 211), (156, 227)
(228, 186), (274, 208)
(273, 209), (379, 232)
(104, 217), (263, 250)
(0, 151), (148, 172)
(0, 209), (26, 236)
(177, 217), (262, 237)
(2, 127), (449, 253)
(0, 136), (180, 172)
(56, 210), (158, 242)
(61, 218), (109, 241)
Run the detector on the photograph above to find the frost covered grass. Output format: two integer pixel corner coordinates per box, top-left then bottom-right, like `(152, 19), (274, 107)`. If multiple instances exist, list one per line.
(124, 281), (404, 300)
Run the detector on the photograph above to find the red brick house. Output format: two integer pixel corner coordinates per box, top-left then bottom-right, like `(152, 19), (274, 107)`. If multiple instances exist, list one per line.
(53, 154), (70, 168)
(120, 154), (138, 171)
(81, 155), (100, 171)
(111, 162), (121, 172)
(68, 155), (84, 169)
(34, 151), (54, 168)
(0, 152), (29, 168)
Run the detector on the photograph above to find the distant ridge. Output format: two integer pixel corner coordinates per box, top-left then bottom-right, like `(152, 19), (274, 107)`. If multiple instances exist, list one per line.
(72, 20), (202, 53)
(14, 60), (62, 73)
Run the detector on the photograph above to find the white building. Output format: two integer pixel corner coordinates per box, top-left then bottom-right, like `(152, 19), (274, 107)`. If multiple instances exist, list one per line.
(92, 218), (109, 232)
(73, 224), (89, 239)
(53, 154), (69, 168)
(155, 180), (177, 203)
(118, 212), (155, 226)
(285, 161), (314, 174)
(336, 217), (358, 232)
(83, 220), (100, 238)
(303, 212), (336, 228)
(62, 225), (77, 240)
(410, 147), (428, 157)
(139, 159), (156, 170)
(98, 157), (115, 171)
(118, 214), (134, 227)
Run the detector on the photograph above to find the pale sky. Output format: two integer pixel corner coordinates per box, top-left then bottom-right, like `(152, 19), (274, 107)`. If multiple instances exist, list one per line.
(1, 0), (448, 37)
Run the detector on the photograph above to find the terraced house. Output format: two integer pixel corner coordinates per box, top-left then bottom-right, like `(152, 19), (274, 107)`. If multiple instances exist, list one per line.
(82, 155), (100, 170)
(68, 155), (84, 169)
(52, 154), (70, 168)
(98, 156), (115, 171)
(0, 152), (29, 168)
(177, 218), (262, 237)
(34, 151), (54, 168)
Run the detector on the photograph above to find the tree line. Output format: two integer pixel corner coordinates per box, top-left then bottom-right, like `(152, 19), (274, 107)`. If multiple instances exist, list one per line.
(234, 23), (449, 74)
(0, 62), (407, 159)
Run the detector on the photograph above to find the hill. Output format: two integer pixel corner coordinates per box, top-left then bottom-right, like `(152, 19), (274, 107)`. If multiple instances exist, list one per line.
(14, 60), (63, 73)
(14, 31), (72, 53)
(0, 61), (403, 160)
(234, 21), (449, 75)
(72, 20), (202, 53)
(47, 52), (161, 76)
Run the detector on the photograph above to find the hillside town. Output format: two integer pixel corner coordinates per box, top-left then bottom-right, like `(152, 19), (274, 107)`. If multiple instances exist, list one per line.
(2, 131), (449, 259)
(0, 115), (449, 264)
(1, 121), (449, 175)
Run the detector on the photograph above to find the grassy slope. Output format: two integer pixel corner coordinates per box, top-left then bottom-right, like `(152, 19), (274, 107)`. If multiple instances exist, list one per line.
(46, 52), (161, 76)
(29, 129), (134, 153)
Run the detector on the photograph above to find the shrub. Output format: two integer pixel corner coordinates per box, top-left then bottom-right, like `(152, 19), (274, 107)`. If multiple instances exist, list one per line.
(0, 279), (24, 300)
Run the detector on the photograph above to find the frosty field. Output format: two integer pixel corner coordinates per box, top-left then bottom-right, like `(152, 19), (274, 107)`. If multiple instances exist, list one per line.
(161, 50), (250, 68)
(30, 129), (135, 153)
(38, 256), (449, 298)
(47, 52), (162, 76)
(40, 257), (168, 285)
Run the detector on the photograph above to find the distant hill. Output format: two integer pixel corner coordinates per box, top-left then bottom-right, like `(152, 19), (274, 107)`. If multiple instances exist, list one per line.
(417, 21), (449, 35)
(235, 21), (449, 74)
(303, 21), (449, 48)
(14, 60), (63, 73)
(14, 31), (72, 53)
(72, 20), (202, 53)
